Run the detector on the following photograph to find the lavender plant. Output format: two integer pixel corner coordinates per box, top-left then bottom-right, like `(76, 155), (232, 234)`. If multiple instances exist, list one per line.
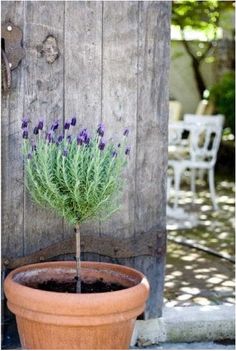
(22, 117), (130, 292)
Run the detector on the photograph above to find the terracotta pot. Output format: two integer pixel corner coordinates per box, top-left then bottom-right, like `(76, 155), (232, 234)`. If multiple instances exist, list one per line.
(4, 261), (149, 350)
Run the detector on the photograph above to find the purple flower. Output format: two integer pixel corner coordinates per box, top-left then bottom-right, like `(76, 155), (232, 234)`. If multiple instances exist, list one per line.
(32, 144), (37, 151)
(77, 134), (85, 145)
(64, 121), (70, 130)
(38, 119), (44, 130)
(51, 120), (59, 131)
(21, 117), (29, 129)
(46, 130), (54, 143)
(99, 139), (106, 151)
(33, 126), (39, 135)
(27, 152), (32, 160)
(123, 128), (129, 137)
(77, 128), (90, 145)
(22, 128), (28, 139)
(63, 149), (68, 157)
(71, 117), (77, 126)
(97, 123), (105, 137)
(112, 150), (117, 158)
(117, 143), (121, 148)
(57, 135), (63, 143)
(125, 146), (131, 155)
(67, 135), (72, 144)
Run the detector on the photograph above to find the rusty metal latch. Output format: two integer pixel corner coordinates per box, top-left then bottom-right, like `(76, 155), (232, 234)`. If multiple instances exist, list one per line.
(1, 21), (25, 92)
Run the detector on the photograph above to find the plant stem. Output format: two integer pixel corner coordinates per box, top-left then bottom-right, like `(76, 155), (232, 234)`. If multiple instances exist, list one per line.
(75, 224), (81, 293)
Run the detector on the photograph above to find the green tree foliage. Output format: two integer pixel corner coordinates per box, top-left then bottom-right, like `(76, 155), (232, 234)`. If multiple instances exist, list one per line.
(172, 0), (234, 98)
(209, 71), (235, 133)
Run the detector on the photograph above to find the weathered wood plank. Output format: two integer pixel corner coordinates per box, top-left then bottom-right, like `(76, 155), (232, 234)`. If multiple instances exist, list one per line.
(101, 1), (138, 239)
(134, 1), (171, 318)
(23, 1), (65, 255)
(64, 1), (103, 258)
(2, 225), (165, 269)
(1, 1), (25, 258)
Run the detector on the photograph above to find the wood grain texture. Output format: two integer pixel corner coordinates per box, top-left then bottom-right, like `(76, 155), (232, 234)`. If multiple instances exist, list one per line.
(101, 1), (138, 239)
(1, 1), (171, 318)
(134, 1), (171, 318)
(23, 1), (65, 254)
(1, 1), (25, 257)
(64, 1), (102, 244)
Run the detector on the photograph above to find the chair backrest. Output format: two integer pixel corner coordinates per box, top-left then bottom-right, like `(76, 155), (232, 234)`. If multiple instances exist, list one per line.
(169, 101), (182, 122)
(184, 114), (225, 128)
(195, 99), (214, 115)
(184, 115), (224, 166)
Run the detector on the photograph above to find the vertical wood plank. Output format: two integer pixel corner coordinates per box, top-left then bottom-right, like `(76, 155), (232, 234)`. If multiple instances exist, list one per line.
(23, 1), (65, 255)
(101, 1), (138, 239)
(1, 1), (25, 258)
(64, 1), (102, 251)
(134, 1), (171, 318)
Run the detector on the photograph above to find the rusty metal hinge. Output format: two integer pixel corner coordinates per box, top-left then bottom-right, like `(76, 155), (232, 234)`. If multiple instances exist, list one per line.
(1, 21), (25, 92)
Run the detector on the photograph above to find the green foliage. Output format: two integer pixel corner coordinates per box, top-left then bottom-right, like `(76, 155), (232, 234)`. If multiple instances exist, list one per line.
(172, 0), (232, 36)
(209, 71), (235, 134)
(23, 128), (129, 225)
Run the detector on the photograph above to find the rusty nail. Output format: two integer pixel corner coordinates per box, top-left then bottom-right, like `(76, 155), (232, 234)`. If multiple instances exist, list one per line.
(7, 25), (13, 32)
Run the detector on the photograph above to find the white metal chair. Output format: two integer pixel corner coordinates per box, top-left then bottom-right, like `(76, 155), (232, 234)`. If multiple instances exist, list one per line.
(168, 115), (224, 210)
(169, 101), (182, 122)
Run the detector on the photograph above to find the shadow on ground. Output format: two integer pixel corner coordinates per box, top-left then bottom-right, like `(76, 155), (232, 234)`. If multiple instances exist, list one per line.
(165, 174), (235, 307)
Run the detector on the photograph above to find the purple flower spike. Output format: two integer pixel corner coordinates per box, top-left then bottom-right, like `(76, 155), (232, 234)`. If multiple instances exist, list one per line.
(71, 117), (77, 126)
(97, 123), (105, 137)
(38, 119), (44, 130)
(51, 120), (59, 131)
(77, 135), (84, 145)
(63, 149), (68, 157)
(112, 150), (117, 158)
(67, 135), (72, 144)
(58, 135), (63, 143)
(123, 128), (129, 137)
(125, 146), (131, 155)
(99, 139), (106, 151)
(33, 126), (39, 135)
(22, 128), (28, 139)
(27, 152), (32, 160)
(117, 143), (121, 148)
(32, 144), (37, 151)
(46, 130), (54, 143)
(64, 121), (70, 130)
(21, 117), (29, 129)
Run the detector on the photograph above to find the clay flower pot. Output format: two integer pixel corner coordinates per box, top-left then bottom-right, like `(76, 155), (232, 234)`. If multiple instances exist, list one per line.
(4, 261), (149, 350)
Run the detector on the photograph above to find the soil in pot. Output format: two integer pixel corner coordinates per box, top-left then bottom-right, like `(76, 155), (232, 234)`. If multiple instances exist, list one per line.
(23, 278), (127, 293)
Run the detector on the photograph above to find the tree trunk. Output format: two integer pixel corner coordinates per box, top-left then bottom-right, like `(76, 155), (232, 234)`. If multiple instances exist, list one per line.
(192, 58), (207, 99)
(75, 224), (81, 293)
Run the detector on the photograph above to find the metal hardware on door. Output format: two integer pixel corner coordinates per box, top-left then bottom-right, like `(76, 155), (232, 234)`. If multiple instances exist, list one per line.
(1, 21), (25, 93)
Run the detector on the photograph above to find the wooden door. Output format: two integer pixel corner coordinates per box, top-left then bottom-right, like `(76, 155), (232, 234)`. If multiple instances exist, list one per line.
(2, 1), (171, 319)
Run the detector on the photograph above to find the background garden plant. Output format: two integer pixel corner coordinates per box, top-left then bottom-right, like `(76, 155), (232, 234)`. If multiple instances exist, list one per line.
(22, 117), (130, 292)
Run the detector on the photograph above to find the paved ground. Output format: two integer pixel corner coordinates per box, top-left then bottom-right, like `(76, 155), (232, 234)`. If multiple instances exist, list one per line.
(133, 341), (235, 349)
(166, 173), (235, 307)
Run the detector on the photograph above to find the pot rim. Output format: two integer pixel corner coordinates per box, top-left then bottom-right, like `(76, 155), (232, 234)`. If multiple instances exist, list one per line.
(4, 261), (150, 318)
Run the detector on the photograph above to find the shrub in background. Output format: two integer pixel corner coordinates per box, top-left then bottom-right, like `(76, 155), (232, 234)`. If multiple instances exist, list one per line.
(209, 71), (235, 134)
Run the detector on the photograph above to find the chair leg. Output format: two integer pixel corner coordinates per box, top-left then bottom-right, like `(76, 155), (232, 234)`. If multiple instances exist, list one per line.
(191, 168), (196, 198)
(173, 166), (183, 209)
(208, 168), (218, 210)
